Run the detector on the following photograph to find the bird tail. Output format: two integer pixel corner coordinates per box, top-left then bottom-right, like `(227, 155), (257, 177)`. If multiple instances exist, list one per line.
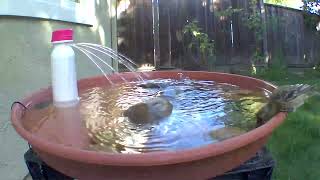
(279, 83), (319, 112)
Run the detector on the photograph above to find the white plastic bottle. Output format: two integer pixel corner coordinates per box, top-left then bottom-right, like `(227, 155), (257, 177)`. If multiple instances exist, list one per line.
(51, 29), (79, 107)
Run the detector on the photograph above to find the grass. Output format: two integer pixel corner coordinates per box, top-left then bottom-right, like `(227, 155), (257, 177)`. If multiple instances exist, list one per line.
(252, 67), (320, 180)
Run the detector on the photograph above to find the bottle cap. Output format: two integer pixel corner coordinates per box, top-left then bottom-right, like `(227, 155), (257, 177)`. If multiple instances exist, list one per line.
(51, 29), (73, 43)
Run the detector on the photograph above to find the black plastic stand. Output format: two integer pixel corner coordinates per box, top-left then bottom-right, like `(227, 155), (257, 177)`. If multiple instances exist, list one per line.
(24, 147), (274, 180)
(213, 148), (275, 180)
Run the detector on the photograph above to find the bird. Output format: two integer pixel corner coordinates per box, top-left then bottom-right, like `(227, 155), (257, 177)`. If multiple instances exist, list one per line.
(256, 84), (318, 126)
(126, 82), (185, 124)
(138, 82), (162, 89)
(123, 97), (173, 124)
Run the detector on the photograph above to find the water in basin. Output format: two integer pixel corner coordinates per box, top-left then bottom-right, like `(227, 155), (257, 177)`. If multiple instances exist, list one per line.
(21, 78), (269, 154)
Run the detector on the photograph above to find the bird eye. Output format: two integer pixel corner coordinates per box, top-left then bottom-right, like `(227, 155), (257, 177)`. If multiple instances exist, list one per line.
(285, 90), (296, 100)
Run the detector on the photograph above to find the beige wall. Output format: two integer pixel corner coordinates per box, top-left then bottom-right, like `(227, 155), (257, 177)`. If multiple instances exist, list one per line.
(0, 1), (117, 179)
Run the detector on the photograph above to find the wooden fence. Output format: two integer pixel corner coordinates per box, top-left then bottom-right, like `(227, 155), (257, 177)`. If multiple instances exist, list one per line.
(116, 0), (320, 68)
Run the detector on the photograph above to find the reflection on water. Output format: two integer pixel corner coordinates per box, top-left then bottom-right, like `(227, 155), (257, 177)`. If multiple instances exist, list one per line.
(22, 79), (269, 154)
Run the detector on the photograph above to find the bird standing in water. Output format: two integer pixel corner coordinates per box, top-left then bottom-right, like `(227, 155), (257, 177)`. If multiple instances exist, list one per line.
(123, 97), (173, 124)
(124, 81), (182, 124)
(256, 84), (318, 126)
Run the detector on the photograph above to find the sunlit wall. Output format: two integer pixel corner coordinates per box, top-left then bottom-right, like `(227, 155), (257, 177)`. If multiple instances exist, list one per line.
(0, 0), (117, 179)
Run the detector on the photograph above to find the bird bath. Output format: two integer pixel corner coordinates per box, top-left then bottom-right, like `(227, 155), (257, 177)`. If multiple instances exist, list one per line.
(11, 71), (287, 180)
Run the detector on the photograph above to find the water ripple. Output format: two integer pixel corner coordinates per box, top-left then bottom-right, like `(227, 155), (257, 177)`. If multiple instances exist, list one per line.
(80, 79), (268, 153)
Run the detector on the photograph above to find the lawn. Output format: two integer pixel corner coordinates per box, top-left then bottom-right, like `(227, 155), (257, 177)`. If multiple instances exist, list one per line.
(253, 68), (320, 180)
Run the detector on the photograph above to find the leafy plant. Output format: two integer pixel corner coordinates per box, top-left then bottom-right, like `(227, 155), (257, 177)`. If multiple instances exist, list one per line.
(302, 0), (320, 14)
(214, 6), (243, 33)
(241, 0), (267, 64)
(302, 0), (320, 32)
(214, 7), (243, 18)
(182, 20), (215, 67)
(265, 0), (287, 6)
(253, 50), (288, 80)
(243, 0), (264, 42)
(314, 62), (320, 72)
(252, 48), (265, 62)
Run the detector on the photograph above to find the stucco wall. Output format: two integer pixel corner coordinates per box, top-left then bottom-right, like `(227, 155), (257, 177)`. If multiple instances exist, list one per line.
(0, 0), (117, 179)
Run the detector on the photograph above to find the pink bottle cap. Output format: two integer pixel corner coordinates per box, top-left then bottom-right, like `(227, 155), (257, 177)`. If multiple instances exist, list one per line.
(51, 29), (73, 43)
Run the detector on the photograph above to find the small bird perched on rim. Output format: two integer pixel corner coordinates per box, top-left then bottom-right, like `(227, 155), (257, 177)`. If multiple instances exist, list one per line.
(256, 84), (319, 126)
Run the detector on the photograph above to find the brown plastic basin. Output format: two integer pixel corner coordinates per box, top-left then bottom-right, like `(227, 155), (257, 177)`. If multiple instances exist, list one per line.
(11, 71), (287, 180)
